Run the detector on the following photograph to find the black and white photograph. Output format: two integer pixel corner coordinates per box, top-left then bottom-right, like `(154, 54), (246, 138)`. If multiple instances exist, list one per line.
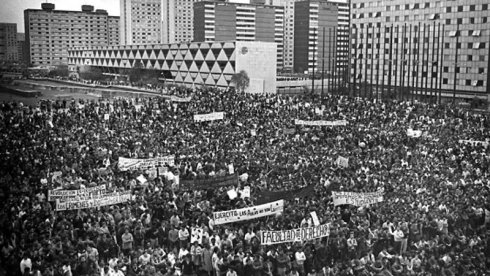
(0, 0), (489, 275)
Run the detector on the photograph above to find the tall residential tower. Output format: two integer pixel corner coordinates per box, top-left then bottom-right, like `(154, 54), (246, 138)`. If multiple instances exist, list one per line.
(24, 3), (119, 66)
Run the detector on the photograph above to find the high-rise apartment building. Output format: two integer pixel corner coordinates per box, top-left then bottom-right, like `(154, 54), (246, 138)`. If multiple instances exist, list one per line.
(267, 0), (348, 72)
(0, 23), (19, 62)
(350, 0), (490, 95)
(194, 1), (285, 68)
(162, 0), (198, 44)
(24, 3), (119, 66)
(293, 0), (338, 74)
(121, 0), (196, 45)
(120, 0), (162, 45)
(17, 33), (29, 65)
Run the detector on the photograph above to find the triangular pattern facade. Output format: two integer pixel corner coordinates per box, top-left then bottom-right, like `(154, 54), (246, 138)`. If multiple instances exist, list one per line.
(68, 42), (238, 88)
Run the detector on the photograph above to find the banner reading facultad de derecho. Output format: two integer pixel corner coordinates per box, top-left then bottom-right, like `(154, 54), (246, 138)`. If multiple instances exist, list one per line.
(213, 200), (284, 225)
(48, 185), (106, 201)
(56, 191), (131, 211)
(118, 156), (175, 171)
(332, 191), (383, 207)
(295, 119), (348, 126)
(194, 112), (224, 122)
(260, 223), (330, 245)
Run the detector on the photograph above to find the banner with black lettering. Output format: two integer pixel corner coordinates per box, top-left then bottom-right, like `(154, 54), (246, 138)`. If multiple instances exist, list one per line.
(295, 119), (348, 126)
(169, 96), (192, 103)
(194, 112), (224, 122)
(255, 185), (315, 205)
(260, 224), (330, 245)
(181, 173), (239, 190)
(332, 191), (383, 207)
(459, 139), (489, 148)
(56, 191), (131, 211)
(48, 185), (106, 201)
(118, 156), (175, 171)
(213, 200), (284, 225)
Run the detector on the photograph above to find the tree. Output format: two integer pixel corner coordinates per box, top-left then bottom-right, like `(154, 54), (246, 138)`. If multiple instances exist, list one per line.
(231, 70), (250, 93)
(79, 66), (105, 81)
(47, 65), (69, 78)
(129, 61), (144, 83)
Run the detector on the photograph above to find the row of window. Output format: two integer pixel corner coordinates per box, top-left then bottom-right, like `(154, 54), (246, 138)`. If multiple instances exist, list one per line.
(354, 2), (488, 12)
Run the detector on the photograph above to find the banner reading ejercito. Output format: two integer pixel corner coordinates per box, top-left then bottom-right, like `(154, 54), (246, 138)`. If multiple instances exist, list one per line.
(260, 223), (330, 245)
(213, 200), (284, 225)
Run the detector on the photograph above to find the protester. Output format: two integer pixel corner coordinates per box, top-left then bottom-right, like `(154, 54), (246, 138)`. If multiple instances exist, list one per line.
(0, 86), (489, 276)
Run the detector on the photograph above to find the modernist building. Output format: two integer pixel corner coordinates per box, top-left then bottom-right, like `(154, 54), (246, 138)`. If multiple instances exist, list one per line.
(120, 0), (163, 45)
(193, 1), (285, 68)
(162, 0), (199, 44)
(267, 0), (348, 73)
(350, 0), (490, 96)
(121, 0), (197, 45)
(0, 23), (19, 62)
(293, 0), (338, 74)
(24, 3), (119, 66)
(17, 33), (29, 65)
(68, 41), (277, 93)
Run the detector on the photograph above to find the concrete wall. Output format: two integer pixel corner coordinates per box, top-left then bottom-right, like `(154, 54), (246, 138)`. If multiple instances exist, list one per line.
(235, 41), (277, 93)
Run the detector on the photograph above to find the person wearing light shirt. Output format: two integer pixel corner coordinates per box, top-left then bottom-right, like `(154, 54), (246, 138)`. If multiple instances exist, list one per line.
(294, 248), (306, 275)
(392, 227), (406, 255)
(20, 254), (32, 275)
(178, 226), (190, 249)
(244, 229), (255, 244)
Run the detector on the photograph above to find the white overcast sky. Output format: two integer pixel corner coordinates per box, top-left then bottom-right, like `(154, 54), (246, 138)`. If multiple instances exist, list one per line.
(1, 0), (120, 32)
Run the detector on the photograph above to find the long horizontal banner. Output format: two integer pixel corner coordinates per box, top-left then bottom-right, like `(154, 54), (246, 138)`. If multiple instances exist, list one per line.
(169, 95), (192, 103)
(56, 191), (131, 211)
(295, 119), (348, 126)
(255, 185), (315, 205)
(48, 185), (106, 201)
(181, 173), (238, 190)
(260, 223), (330, 245)
(118, 156), (175, 171)
(332, 191), (383, 207)
(213, 200), (284, 225)
(194, 112), (224, 122)
(459, 139), (489, 148)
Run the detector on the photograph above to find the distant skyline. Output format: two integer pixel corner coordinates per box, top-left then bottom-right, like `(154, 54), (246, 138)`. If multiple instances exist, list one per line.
(0, 0), (120, 32)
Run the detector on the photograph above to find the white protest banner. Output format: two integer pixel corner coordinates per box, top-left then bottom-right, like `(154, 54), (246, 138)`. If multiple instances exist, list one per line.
(458, 139), (489, 148)
(335, 156), (349, 168)
(213, 200), (284, 225)
(56, 191), (131, 211)
(169, 95), (192, 103)
(118, 155), (175, 171)
(407, 129), (422, 138)
(104, 114), (110, 120)
(241, 186), (251, 199)
(294, 119), (348, 126)
(332, 191), (384, 207)
(260, 223), (330, 245)
(191, 227), (204, 244)
(227, 189), (238, 200)
(48, 185), (106, 201)
(193, 112), (224, 122)
(137, 174), (147, 185)
(310, 211), (320, 226)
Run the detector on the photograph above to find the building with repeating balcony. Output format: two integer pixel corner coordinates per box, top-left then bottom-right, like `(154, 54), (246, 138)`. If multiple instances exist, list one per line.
(193, 1), (284, 69)
(24, 3), (119, 66)
(350, 0), (490, 97)
(0, 23), (19, 62)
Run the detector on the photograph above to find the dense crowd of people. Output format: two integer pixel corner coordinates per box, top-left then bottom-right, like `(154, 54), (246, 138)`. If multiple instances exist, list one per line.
(0, 86), (489, 276)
